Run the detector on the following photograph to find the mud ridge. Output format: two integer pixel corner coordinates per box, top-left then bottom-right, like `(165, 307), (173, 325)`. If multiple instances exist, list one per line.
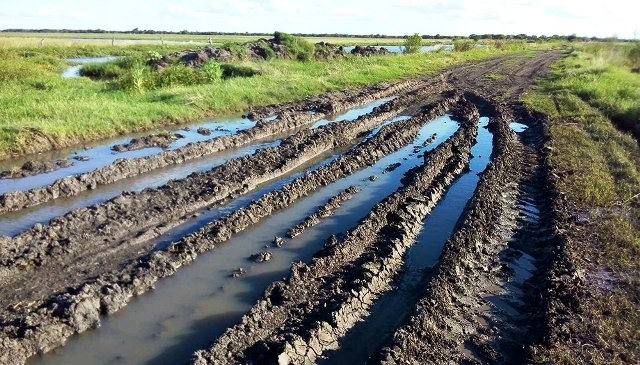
(286, 186), (360, 239)
(0, 76), (446, 215)
(521, 109), (585, 361)
(190, 102), (479, 365)
(110, 132), (184, 152)
(0, 95), (461, 365)
(372, 102), (527, 364)
(0, 160), (73, 180)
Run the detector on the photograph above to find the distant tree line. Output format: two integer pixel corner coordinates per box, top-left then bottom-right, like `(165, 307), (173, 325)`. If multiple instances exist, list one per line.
(1, 29), (634, 42)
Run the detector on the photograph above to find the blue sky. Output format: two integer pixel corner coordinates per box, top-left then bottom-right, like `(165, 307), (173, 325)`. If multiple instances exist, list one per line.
(1, 0), (638, 39)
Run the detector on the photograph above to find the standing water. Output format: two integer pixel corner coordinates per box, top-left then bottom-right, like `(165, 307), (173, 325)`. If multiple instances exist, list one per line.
(30, 115), (460, 365)
(0, 98), (390, 195)
(319, 117), (494, 364)
(61, 56), (120, 79)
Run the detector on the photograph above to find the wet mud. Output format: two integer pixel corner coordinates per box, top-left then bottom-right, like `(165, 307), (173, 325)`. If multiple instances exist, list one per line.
(0, 51), (568, 365)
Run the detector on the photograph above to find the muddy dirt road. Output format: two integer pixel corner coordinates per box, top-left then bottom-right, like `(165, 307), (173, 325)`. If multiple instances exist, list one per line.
(0, 50), (565, 365)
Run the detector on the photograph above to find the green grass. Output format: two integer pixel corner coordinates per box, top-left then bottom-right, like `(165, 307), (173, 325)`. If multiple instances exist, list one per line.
(0, 33), (427, 47)
(484, 72), (506, 80)
(541, 44), (640, 138)
(524, 43), (640, 365)
(0, 44), (529, 158)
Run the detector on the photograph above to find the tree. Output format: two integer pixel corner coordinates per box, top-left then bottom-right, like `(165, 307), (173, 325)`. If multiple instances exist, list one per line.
(403, 33), (422, 54)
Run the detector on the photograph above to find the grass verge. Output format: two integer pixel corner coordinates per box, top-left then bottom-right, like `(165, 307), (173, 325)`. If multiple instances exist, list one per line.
(524, 43), (640, 365)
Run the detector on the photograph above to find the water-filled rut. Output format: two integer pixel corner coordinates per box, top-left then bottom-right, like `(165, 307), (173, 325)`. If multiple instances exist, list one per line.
(29, 113), (461, 365)
(0, 91), (460, 364)
(0, 98), (394, 237)
(319, 117), (493, 364)
(192, 101), (480, 364)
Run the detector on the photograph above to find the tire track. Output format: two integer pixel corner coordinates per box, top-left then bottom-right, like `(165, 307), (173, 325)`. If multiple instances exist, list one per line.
(0, 94), (460, 365)
(0, 84), (444, 281)
(371, 102), (526, 364)
(0, 77), (444, 215)
(191, 102), (479, 365)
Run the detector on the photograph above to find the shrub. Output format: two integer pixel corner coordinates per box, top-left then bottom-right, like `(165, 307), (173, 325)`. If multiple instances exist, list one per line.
(494, 39), (507, 50)
(119, 63), (153, 93)
(273, 31), (315, 61)
(403, 33), (423, 54)
(146, 51), (162, 64)
(453, 40), (474, 52)
(199, 60), (223, 82)
(155, 64), (198, 88)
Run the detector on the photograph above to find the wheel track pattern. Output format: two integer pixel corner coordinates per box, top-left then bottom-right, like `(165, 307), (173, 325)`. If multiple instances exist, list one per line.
(0, 94), (462, 365)
(0, 83), (446, 280)
(191, 102), (480, 365)
(371, 103), (527, 364)
(0, 77), (445, 215)
(0, 51), (567, 365)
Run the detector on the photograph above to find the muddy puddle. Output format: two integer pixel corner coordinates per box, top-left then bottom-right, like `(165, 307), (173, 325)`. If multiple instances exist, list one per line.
(0, 140), (282, 237)
(311, 97), (393, 128)
(0, 118), (254, 194)
(29, 114), (460, 365)
(319, 117), (494, 363)
(0, 98), (389, 196)
(509, 122), (529, 133)
(0, 99), (396, 237)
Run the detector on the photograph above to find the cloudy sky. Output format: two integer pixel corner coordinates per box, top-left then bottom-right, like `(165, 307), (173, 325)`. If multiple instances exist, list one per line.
(1, 0), (638, 39)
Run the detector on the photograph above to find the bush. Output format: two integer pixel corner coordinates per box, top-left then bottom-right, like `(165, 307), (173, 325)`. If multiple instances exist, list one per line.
(155, 64), (198, 88)
(493, 39), (507, 50)
(118, 63), (153, 93)
(453, 40), (474, 52)
(403, 33), (423, 54)
(274, 31), (315, 61)
(199, 60), (223, 82)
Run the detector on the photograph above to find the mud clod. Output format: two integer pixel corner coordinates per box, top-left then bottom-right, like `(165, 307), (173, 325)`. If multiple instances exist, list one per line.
(112, 132), (184, 152)
(197, 127), (212, 136)
(350, 46), (390, 57)
(251, 252), (273, 263)
(0, 159), (73, 179)
(273, 237), (285, 248)
(384, 162), (402, 173)
(231, 268), (247, 278)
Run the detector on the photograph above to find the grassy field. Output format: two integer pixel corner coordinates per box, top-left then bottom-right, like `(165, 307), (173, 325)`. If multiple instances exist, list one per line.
(524, 43), (640, 364)
(0, 32), (424, 47)
(0, 38), (541, 158)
